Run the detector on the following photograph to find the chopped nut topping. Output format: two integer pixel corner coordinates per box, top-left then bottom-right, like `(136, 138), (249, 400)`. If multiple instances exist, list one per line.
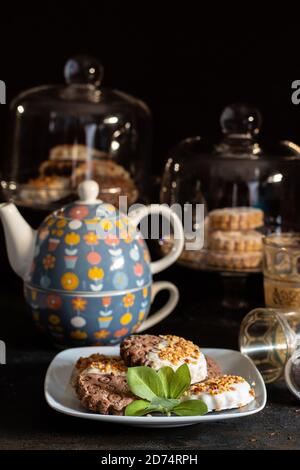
(76, 354), (127, 375)
(158, 335), (200, 365)
(190, 375), (254, 396)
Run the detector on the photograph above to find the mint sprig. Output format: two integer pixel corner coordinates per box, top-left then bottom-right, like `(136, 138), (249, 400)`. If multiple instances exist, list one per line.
(125, 364), (208, 417)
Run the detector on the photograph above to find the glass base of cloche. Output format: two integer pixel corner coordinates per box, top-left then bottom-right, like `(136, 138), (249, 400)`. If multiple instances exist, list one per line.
(159, 240), (262, 310)
(159, 239), (262, 274)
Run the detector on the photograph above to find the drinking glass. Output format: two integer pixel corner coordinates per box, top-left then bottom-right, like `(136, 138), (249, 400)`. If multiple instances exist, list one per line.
(263, 233), (300, 308)
(239, 307), (300, 383)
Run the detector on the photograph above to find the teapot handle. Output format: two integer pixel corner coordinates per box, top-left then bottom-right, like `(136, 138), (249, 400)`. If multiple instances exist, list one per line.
(129, 204), (184, 274)
(136, 281), (179, 332)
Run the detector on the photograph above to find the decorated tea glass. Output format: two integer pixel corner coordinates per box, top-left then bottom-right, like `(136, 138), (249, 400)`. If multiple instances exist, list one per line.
(263, 233), (300, 308)
(240, 307), (300, 383)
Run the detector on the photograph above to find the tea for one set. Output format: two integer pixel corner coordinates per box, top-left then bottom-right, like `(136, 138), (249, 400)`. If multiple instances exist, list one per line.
(0, 180), (184, 347)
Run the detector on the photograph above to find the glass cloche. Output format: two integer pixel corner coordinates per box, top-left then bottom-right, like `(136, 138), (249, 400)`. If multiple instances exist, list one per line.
(160, 103), (300, 274)
(1, 55), (152, 211)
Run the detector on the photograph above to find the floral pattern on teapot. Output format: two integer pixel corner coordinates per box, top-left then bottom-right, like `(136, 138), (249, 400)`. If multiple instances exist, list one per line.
(24, 284), (151, 347)
(27, 202), (152, 293)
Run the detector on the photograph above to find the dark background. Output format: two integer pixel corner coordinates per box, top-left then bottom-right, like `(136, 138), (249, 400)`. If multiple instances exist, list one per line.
(0, 7), (299, 282)
(1, 8), (300, 451)
(0, 6), (298, 283)
(0, 6), (300, 174)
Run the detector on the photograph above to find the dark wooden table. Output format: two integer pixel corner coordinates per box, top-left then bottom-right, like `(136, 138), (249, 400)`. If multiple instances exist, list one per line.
(0, 266), (299, 450)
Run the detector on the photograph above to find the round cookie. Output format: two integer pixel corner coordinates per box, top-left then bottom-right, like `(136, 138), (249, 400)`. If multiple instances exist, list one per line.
(209, 207), (264, 231)
(75, 373), (134, 415)
(71, 353), (127, 387)
(49, 144), (105, 162)
(209, 230), (263, 252)
(19, 175), (71, 205)
(74, 159), (138, 206)
(184, 375), (255, 412)
(120, 334), (207, 384)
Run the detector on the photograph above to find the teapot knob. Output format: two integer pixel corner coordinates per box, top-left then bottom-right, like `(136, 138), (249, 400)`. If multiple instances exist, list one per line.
(78, 180), (100, 203)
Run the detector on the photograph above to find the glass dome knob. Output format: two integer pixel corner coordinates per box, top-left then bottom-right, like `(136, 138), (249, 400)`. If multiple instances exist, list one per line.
(64, 55), (104, 86)
(78, 180), (100, 203)
(220, 103), (262, 136)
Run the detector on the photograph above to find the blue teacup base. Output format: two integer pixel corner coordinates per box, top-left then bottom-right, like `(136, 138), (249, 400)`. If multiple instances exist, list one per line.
(24, 284), (152, 347)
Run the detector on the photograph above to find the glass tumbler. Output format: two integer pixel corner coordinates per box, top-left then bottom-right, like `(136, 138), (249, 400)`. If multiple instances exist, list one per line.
(239, 307), (300, 383)
(263, 233), (300, 308)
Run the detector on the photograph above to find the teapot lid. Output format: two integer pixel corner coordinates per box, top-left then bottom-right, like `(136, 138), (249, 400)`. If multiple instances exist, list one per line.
(55, 180), (119, 220)
(27, 181), (152, 294)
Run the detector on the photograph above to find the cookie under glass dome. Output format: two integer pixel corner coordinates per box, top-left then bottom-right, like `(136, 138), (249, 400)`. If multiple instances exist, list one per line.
(160, 103), (300, 274)
(1, 55), (151, 211)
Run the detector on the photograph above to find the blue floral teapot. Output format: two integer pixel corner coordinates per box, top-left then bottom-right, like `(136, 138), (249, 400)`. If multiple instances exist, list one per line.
(0, 180), (184, 347)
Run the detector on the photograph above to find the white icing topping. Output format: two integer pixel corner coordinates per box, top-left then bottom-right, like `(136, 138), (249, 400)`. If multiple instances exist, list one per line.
(186, 377), (255, 412)
(146, 339), (207, 383)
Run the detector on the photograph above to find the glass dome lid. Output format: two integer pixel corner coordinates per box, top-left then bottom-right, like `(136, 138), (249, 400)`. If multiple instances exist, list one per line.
(2, 55), (152, 210)
(160, 103), (300, 274)
(161, 103), (300, 233)
(27, 181), (152, 294)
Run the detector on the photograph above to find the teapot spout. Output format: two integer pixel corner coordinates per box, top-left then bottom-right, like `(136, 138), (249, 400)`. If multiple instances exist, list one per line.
(0, 203), (36, 280)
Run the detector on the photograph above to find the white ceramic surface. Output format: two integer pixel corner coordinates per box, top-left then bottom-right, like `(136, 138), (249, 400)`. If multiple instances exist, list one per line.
(129, 204), (184, 274)
(45, 346), (267, 428)
(0, 202), (36, 279)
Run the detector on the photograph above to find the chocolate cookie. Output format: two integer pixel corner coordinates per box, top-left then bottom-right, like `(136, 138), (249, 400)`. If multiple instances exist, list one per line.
(75, 373), (134, 415)
(71, 353), (127, 387)
(206, 355), (222, 379)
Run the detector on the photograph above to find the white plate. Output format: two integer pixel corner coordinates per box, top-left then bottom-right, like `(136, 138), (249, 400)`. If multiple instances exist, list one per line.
(44, 347), (267, 428)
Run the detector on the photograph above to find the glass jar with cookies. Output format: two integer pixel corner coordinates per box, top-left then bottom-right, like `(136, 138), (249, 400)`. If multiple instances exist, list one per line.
(160, 103), (300, 275)
(1, 55), (152, 213)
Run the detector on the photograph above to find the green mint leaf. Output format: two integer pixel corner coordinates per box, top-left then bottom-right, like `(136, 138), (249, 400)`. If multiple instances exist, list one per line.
(125, 400), (151, 416)
(157, 366), (174, 398)
(127, 366), (163, 401)
(150, 397), (180, 412)
(169, 364), (191, 399)
(172, 400), (208, 416)
(125, 398), (178, 417)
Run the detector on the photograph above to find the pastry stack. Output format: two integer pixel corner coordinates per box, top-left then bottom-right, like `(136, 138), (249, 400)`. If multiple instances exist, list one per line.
(19, 144), (138, 207)
(207, 207), (264, 270)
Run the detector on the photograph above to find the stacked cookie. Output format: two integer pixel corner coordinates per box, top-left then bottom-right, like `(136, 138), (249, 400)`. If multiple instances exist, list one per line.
(207, 207), (264, 270)
(71, 353), (133, 415)
(72, 334), (255, 415)
(20, 144), (138, 207)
